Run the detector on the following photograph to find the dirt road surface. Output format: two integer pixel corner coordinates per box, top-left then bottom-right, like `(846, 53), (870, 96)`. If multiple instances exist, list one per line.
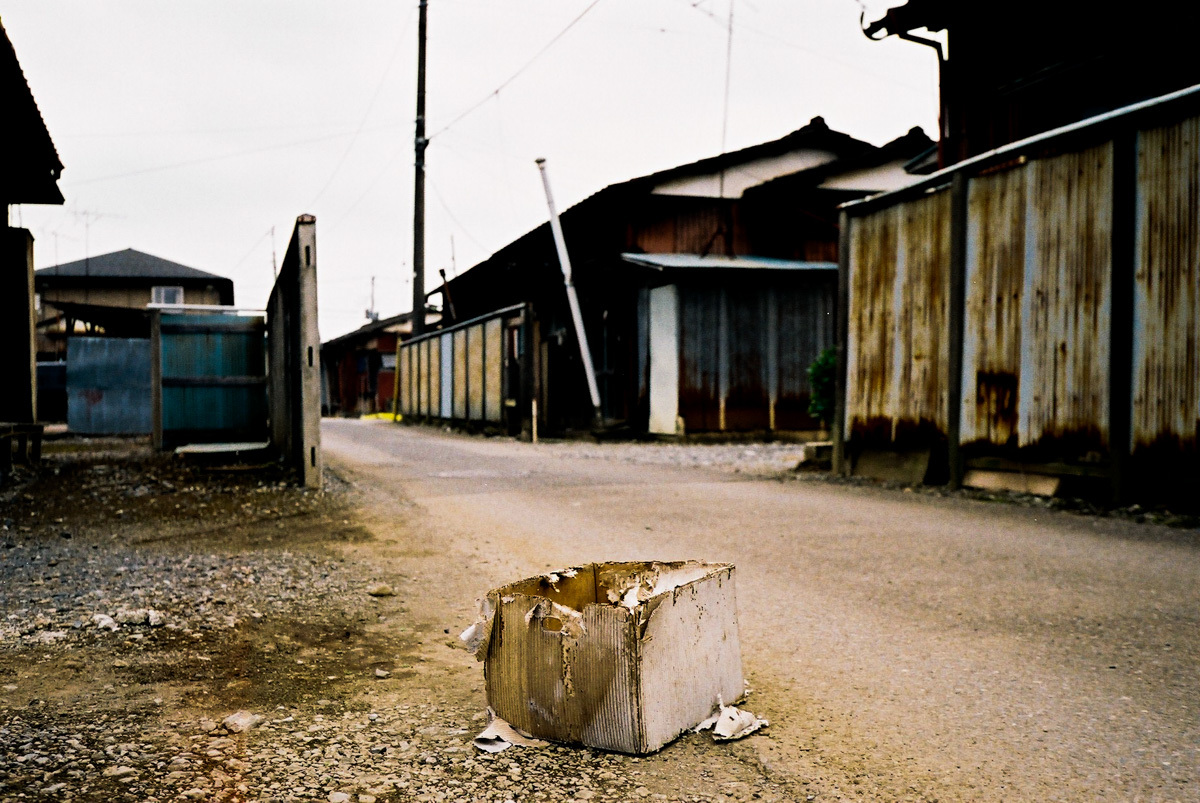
(1, 422), (1197, 802)
(323, 419), (1200, 802)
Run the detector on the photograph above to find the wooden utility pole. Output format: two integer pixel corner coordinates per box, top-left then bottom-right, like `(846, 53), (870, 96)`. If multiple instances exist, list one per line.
(412, 0), (428, 336)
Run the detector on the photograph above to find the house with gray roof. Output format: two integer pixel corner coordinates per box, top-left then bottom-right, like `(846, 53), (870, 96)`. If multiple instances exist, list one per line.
(35, 248), (234, 359)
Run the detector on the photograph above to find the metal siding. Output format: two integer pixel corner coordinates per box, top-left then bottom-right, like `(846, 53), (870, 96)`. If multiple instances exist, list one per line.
(961, 167), (1027, 446)
(846, 191), (951, 448)
(429, 336), (441, 418)
(678, 285), (721, 431)
(776, 277), (835, 430)
(401, 346), (411, 416)
(468, 324), (485, 420)
(893, 191), (953, 442)
(724, 287), (770, 430)
(454, 329), (468, 419)
(1018, 144), (1112, 452)
(845, 207), (898, 442)
(485, 317), (503, 422)
(66, 338), (152, 435)
(440, 333), (454, 416)
(1132, 117), (1200, 456)
(415, 339), (426, 417)
(159, 314), (267, 437)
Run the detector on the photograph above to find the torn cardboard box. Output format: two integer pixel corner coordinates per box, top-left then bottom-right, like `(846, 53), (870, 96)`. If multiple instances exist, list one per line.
(462, 561), (744, 755)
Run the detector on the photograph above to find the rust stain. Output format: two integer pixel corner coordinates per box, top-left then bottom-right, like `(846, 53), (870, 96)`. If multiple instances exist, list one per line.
(846, 189), (951, 449)
(962, 166), (1025, 446)
(1132, 116), (1200, 455)
(1020, 143), (1112, 452)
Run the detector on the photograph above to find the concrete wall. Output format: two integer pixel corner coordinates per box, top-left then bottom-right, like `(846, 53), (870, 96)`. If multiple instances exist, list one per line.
(267, 215), (322, 488)
(0, 228), (37, 422)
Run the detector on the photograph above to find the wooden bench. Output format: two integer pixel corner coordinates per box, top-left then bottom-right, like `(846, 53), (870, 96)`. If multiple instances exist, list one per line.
(0, 422), (44, 478)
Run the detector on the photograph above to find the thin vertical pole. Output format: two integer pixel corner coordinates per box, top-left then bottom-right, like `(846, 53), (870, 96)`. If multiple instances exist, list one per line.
(536, 157), (602, 423)
(412, 0), (428, 337)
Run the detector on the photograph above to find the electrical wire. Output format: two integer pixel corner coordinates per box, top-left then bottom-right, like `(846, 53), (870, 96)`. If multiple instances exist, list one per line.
(672, 0), (926, 94)
(307, 4), (417, 209)
(427, 0), (605, 141)
(66, 129), (374, 186)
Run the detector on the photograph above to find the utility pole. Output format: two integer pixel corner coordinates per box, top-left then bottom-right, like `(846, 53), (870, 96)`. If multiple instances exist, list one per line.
(411, 0), (428, 336)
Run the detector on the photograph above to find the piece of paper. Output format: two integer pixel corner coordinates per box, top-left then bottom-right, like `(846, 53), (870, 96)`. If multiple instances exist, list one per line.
(472, 710), (550, 753)
(694, 701), (768, 742)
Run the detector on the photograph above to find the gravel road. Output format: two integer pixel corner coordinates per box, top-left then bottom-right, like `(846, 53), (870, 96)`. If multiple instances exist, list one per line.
(1, 424), (1197, 802)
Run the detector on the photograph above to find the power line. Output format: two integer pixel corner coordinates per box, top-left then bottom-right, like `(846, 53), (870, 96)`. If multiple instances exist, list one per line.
(672, 0), (927, 94)
(67, 129), (375, 186)
(307, 4), (417, 209)
(428, 0), (605, 141)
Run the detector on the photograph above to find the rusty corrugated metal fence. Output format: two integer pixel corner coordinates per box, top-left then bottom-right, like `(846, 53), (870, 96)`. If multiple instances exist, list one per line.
(837, 86), (1200, 500)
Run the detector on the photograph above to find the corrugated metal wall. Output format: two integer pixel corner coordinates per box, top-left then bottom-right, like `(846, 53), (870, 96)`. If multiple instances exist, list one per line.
(396, 306), (523, 426)
(677, 277), (834, 433)
(845, 191), (951, 446)
(1132, 116), (1200, 460)
(961, 167), (1026, 447)
(959, 144), (1114, 456)
(157, 313), (268, 446)
(67, 337), (151, 435)
(841, 92), (1200, 499)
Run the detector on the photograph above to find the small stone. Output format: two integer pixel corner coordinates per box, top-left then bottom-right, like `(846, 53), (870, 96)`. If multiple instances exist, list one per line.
(358, 796), (377, 803)
(222, 710), (264, 733)
(147, 609), (165, 626)
(103, 766), (137, 778)
(366, 583), (395, 597)
(198, 719), (219, 733)
(374, 668), (390, 679)
(328, 793), (351, 803)
(115, 608), (149, 625)
(92, 614), (119, 632)
(112, 659), (130, 668)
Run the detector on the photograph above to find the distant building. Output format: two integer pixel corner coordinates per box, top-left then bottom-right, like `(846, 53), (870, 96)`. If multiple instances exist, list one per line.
(2, 19), (64, 423)
(35, 248), (234, 360)
(320, 310), (439, 417)
(403, 118), (933, 436)
(865, 1), (1200, 167)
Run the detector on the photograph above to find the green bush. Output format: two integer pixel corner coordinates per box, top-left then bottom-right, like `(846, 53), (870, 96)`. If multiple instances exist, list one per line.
(807, 347), (837, 429)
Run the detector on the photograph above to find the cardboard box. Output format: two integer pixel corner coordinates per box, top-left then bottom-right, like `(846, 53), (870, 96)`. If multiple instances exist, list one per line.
(471, 561), (743, 755)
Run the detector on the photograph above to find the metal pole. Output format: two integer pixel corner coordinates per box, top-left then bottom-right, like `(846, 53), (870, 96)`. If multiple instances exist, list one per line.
(412, 0), (428, 337)
(535, 157), (602, 423)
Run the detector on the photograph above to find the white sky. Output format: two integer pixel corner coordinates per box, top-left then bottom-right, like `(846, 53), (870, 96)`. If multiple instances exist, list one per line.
(3, 0), (936, 340)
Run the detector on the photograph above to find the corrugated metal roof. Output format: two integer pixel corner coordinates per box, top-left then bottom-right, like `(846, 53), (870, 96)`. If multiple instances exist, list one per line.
(2, 20), (63, 205)
(621, 253), (837, 272)
(36, 249), (226, 281)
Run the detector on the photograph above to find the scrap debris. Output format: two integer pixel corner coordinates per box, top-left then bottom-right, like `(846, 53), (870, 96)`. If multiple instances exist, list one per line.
(472, 709), (549, 753)
(695, 699), (768, 742)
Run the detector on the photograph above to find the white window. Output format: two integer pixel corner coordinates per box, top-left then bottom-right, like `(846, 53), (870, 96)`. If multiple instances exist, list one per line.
(152, 286), (184, 305)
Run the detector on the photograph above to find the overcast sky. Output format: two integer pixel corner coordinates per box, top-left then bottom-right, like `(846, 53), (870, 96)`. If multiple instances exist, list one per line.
(3, 0), (936, 340)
